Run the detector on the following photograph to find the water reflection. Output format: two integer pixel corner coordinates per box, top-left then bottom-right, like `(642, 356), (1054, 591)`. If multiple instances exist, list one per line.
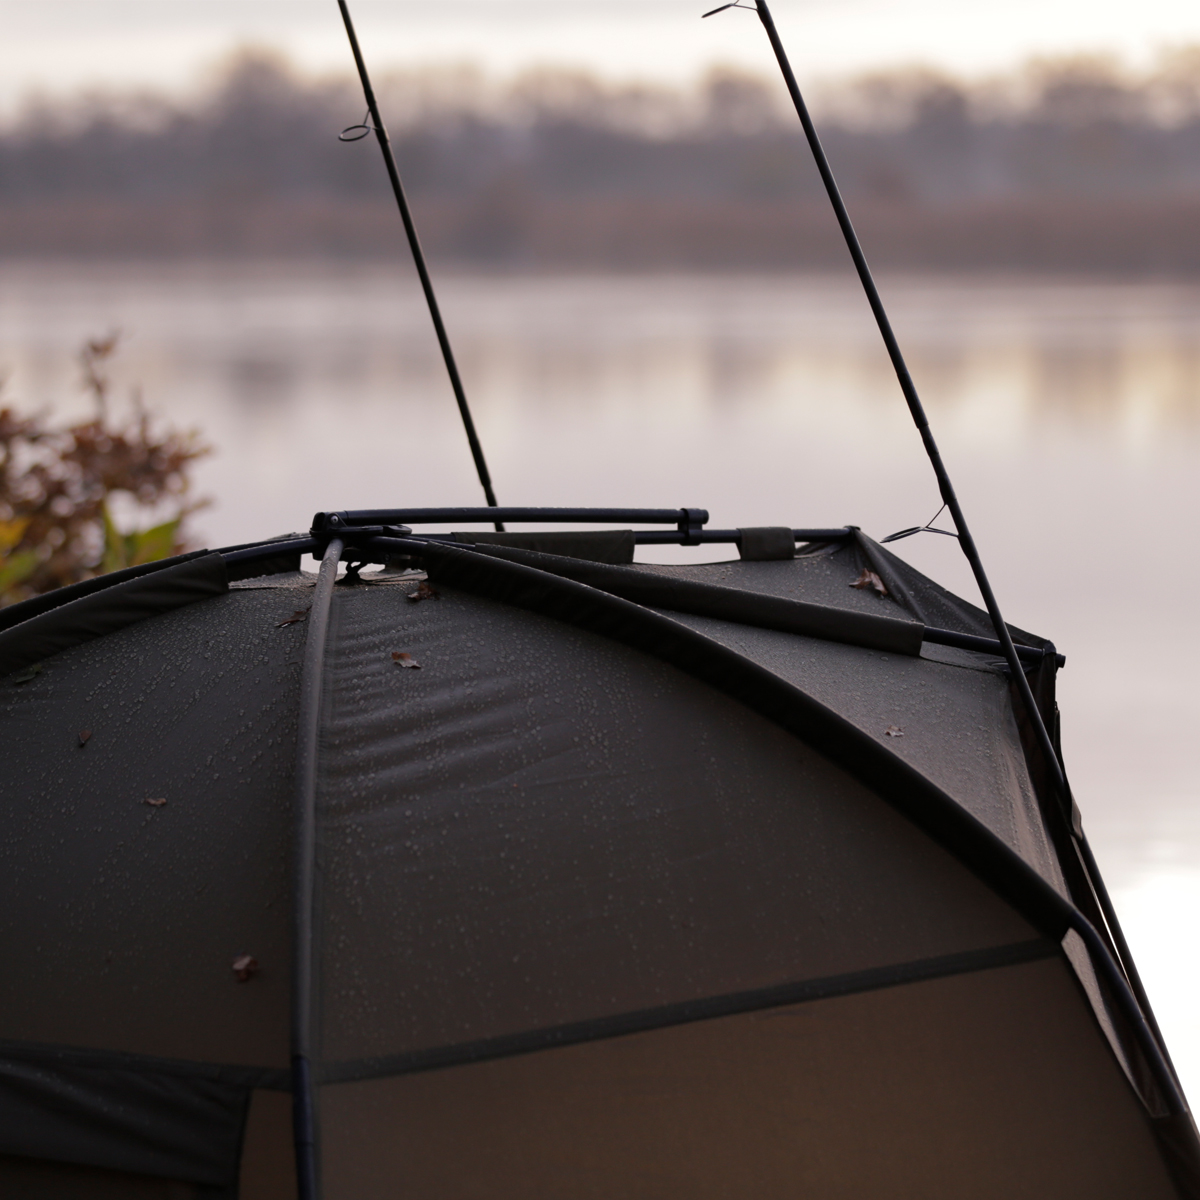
(2, 259), (1199, 1094)
(226, 353), (296, 408)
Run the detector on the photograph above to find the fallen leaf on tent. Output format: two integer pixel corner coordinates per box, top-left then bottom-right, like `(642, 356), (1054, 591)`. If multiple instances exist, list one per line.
(275, 607), (310, 628)
(392, 652), (421, 669)
(850, 568), (888, 597)
(407, 582), (439, 604)
(232, 955), (259, 982)
(142, 797), (167, 807)
(885, 725), (904, 738)
(78, 730), (92, 747)
(11, 663), (42, 685)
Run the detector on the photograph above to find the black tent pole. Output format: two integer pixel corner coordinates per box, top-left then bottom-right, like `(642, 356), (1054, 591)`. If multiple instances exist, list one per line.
(732, 0), (1175, 1065)
(290, 537), (343, 1200)
(336, 0), (503, 531)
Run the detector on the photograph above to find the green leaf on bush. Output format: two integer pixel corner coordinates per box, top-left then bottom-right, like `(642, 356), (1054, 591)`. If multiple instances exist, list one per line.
(102, 504), (180, 573)
(0, 548), (40, 597)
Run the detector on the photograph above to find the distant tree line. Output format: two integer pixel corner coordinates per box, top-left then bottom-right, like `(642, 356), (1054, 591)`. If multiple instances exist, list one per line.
(4, 49), (1200, 270)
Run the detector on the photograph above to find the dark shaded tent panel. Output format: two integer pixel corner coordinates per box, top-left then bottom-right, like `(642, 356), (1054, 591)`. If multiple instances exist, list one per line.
(0, 586), (296, 1068)
(0, 523), (1196, 1198)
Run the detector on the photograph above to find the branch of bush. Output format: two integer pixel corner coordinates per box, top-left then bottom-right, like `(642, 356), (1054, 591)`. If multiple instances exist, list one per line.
(0, 335), (210, 605)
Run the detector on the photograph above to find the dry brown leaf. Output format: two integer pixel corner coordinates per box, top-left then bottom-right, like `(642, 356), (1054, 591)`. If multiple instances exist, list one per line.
(78, 730), (92, 746)
(275, 607), (310, 628)
(850, 568), (888, 597)
(232, 955), (259, 982)
(885, 725), (904, 738)
(406, 582), (440, 604)
(392, 651), (422, 669)
(142, 797), (167, 807)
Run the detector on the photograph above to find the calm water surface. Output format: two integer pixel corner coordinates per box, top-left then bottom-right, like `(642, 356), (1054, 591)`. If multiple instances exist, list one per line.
(3, 260), (1200, 1094)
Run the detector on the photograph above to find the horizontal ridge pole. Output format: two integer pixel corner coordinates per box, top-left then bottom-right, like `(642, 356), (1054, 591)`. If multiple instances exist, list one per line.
(333, 507), (710, 526)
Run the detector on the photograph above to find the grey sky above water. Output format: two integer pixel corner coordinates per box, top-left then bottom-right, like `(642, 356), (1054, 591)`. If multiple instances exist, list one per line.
(3, 0), (1200, 114)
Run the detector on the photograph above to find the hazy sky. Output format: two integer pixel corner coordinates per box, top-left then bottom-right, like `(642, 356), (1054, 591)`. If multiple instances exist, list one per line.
(3, 0), (1200, 113)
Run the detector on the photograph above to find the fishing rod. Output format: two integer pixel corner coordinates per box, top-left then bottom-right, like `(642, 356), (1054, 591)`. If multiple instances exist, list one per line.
(336, 0), (503, 530)
(703, 0), (1176, 1070)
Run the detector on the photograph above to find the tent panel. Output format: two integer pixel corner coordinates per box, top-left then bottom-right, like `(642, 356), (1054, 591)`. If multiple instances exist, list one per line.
(315, 584), (1036, 1064)
(238, 1089), (296, 1200)
(318, 957), (1175, 1200)
(0, 589), (301, 1066)
(638, 538), (1043, 644)
(0, 1154), (212, 1199)
(0, 553), (229, 682)
(636, 552), (894, 614)
(661, 609), (1065, 891)
(0, 1054), (247, 1189)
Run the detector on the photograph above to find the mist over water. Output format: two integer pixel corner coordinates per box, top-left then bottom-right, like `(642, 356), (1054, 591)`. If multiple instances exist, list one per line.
(3, 259), (1200, 1095)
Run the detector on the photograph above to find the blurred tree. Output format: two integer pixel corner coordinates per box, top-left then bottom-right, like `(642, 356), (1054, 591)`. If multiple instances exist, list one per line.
(0, 336), (209, 606)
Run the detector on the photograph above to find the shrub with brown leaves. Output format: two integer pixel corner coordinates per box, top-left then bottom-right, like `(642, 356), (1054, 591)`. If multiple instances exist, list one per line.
(0, 336), (210, 605)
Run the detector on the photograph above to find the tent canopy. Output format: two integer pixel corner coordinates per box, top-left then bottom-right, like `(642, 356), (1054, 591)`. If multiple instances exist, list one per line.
(0, 509), (1196, 1199)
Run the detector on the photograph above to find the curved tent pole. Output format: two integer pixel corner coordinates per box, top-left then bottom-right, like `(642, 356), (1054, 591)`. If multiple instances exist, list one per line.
(336, 0), (503, 531)
(291, 537), (343, 1200)
(719, 0), (1176, 1076)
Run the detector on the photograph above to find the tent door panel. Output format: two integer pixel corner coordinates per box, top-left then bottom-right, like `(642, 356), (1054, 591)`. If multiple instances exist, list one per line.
(238, 1088), (297, 1200)
(318, 958), (1175, 1200)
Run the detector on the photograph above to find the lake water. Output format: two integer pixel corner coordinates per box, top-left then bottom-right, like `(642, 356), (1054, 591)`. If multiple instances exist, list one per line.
(3, 259), (1200, 1097)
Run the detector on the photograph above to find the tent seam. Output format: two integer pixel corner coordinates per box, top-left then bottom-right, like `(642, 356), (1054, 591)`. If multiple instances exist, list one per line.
(314, 938), (1058, 1085)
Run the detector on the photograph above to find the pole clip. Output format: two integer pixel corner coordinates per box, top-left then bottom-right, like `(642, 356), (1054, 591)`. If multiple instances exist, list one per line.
(678, 508), (707, 545)
(311, 512), (412, 539)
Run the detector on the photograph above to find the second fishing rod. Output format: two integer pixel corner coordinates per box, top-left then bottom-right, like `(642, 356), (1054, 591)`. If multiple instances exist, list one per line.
(704, 0), (1175, 1074)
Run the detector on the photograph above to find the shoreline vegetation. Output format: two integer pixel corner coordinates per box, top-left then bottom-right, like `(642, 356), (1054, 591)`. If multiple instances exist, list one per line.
(0, 337), (208, 606)
(6, 195), (1200, 274)
(6, 49), (1200, 273)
